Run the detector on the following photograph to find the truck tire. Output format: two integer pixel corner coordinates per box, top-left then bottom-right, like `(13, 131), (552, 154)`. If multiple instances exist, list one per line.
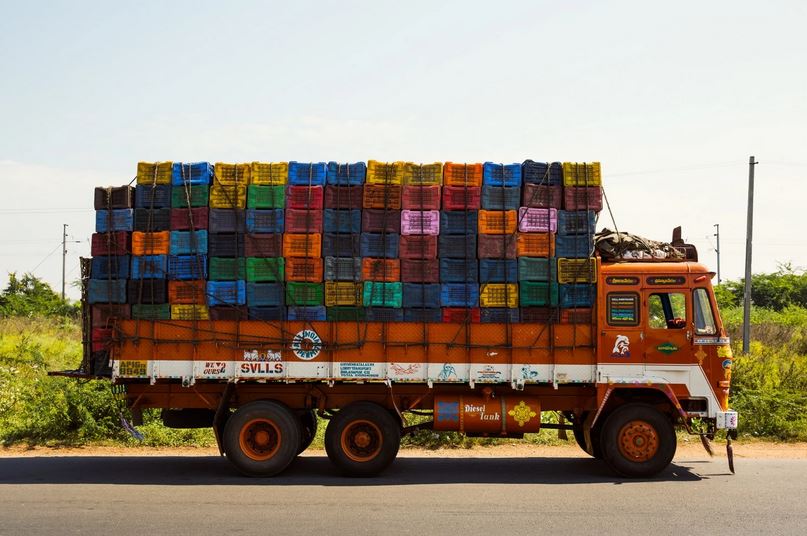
(601, 403), (677, 478)
(223, 400), (301, 477)
(572, 413), (603, 459)
(298, 410), (318, 454)
(325, 402), (401, 477)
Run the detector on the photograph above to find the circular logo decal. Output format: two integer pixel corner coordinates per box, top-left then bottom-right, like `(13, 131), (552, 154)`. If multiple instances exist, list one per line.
(292, 329), (322, 361)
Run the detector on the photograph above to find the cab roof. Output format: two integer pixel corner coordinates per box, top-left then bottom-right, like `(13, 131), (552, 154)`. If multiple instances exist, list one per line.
(601, 261), (713, 275)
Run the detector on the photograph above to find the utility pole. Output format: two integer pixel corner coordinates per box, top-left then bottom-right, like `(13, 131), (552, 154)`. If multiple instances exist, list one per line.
(62, 223), (68, 300)
(713, 223), (721, 285)
(742, 156), (757, 354)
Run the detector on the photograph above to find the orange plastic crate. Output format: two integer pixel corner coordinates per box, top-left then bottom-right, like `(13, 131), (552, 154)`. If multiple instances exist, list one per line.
(362, 184), (402, 209)
(285, 257), (324, 282)
(516, 233), (555, 257)
(131, 231), (170, 255)
(362, 258), (401, 282)
(478, 210), (517, 235)
(443, 162), (483, 187)
(282, 233), (322, 258)
(168, 280), (206, 304)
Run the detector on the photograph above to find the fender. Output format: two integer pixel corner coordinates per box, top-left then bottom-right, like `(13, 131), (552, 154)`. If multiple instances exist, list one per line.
(591, 383), (691, 432)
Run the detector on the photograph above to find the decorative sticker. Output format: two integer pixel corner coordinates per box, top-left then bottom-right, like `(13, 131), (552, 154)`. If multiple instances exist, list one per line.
(656, 342), (679, 355)
(291, 329), (322, 361)
(611, 335), (631, 358)
(606, 276), (640, 285)
(607, 292), (639, 326)
(436, 401), (459, 423)
(389, 363), (422, 376)
(695, 347), (707, 365)
(717, 345), (733, 359)
(646, 276), (686, 285)
(438, 363), (458, 381)
(508, 401), (537, 427)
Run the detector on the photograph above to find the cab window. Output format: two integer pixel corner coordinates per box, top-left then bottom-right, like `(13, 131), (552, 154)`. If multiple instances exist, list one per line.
(693, 288), (717, 335)
(648, 292), (686, 329)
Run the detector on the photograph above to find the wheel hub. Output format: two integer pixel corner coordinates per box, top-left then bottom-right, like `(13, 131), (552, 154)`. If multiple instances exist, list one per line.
(618, 420), (659, 462)
(341, 420), (383, 462)
(239, 419), (281, 461)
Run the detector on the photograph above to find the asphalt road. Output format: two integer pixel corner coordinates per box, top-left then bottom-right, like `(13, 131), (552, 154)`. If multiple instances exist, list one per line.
(0, 453), (804, 535)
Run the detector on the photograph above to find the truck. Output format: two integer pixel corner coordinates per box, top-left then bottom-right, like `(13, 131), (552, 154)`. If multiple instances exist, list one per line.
(67, 160), (738, 479)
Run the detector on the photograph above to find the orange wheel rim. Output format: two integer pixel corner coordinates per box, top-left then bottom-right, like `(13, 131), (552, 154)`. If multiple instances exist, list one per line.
(239, 418), (281, 461)
(617, 420), (659, 462)
(340, 419), (383, 463)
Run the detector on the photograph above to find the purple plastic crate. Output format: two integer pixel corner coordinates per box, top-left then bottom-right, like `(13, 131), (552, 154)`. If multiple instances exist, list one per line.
(517, 207), (558, 233)
(400, 210), (440, 236)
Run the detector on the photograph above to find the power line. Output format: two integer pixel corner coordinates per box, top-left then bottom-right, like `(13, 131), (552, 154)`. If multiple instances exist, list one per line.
(28, 242), (63, 274)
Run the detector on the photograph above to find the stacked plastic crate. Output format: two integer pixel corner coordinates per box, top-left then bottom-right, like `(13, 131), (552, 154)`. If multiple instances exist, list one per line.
(323, 162), (366, 321)
(556, 162), (601, 321)
(284, 162), (327, 321)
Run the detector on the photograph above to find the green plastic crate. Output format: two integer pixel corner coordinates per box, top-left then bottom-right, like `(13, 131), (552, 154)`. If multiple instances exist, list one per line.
(362, 282), (403, 308)
(245, 257), (285, 282)
(517, 257), (556, 282)
(285, 282), (324, 306)
(519, 281), (559, 307)
(247, 185), (286, 209)
(209, 257), (246, 281)
(131, 303), (171, 320)
(326, 306), (367, 321)
(171, 185), (209, 207)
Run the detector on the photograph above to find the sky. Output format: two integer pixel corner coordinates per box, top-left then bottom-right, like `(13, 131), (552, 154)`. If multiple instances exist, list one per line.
(1, 0), (806, 300)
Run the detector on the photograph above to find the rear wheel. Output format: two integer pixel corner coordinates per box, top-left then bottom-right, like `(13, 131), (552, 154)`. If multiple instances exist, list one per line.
(325, 402), (401, 477)
(601, 403), (676, 478)
(223, 401), (301, 477)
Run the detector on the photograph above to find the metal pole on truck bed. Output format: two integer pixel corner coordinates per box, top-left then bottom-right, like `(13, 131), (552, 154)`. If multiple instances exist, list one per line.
(742, 156), (757, 354)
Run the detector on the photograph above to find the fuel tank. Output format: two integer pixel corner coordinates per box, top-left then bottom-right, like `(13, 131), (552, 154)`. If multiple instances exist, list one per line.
(433, 392), (541, 435)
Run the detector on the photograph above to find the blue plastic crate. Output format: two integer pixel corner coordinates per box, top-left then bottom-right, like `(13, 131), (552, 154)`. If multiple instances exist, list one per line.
(324, 209), (361, 234)
(91, 255), (130, 279)
(288, 162), (327, 186)
(365, 307), (404, 322)
(439, 258), (479, 283)
(440, 283), (480, 307)
(169, 230), (208, 255)
(522, 160), (563, 186)
(287, 305), (326, 321)
(555, 234), (594, 258)
(480, 308), (520, 323)
(438, 234), (476, 259)
(402, 283), (441, 308)
(481, 185), (520, 210)
(404, 308), (442, 322)
(172, 162), (213, 186)
(557, 210), (597, 236)
(133, 208), (170, 231)
(440, 210), (478, 235)
(130, 255), (167, 279)
(95, 209), (133, 232)
(326, 162), (367, 185)
(246, 282), (284, 307)
(209, 209), (246, 233)
(248, 306), (286, 321)
(360, 233), (399, 258)
(135, 185), (171, 208)
(87, 279), (127, 304)
(168, 254), (208, 280)
(483, 162), (522, 187)
(207, 280), (246, 306)
(559, 284), (595, 308)
(479, 259), (518, 283)
(323, 233), (361, 257)
(246, 209), (285, 233)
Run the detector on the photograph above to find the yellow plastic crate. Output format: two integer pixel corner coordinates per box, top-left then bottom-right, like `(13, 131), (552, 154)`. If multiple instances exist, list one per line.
(562, 162), (602, 186)
(209, 184), (247, 208)
(251, 162), (288, 185)
(402, 162), (443, 185)
(170, 304), (210, 320)
(367, 160), (402, 185)
(214, 162), (251, 185)
(324, 282), (363, 306)
(478, 210), (517, 235)
(557, 257), (597, 284)
(136, 161), (173, 185)
(480, 283), (519, 308)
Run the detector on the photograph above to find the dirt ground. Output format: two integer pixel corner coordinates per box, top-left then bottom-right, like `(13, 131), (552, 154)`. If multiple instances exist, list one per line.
(2, 440), (805, 459)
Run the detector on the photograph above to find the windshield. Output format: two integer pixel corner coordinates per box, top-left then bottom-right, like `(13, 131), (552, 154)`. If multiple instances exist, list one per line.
(693, 288), (717, 335)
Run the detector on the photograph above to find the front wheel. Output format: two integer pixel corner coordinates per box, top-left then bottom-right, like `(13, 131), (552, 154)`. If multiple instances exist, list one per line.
(325, 402), (401, 477)
(601, 403), (677, 478)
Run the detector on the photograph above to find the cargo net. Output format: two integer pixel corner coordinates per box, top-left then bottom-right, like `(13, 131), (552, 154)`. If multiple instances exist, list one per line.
(87, 159), (604, 360)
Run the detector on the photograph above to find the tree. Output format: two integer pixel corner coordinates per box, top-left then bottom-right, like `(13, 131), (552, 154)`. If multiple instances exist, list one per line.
(0, 273), (79, 318)
(719, 264), (807, 311)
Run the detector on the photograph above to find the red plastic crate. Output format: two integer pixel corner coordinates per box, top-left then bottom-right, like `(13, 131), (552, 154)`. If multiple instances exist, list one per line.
(442, 186), (481, 210)
(522, 184), (562, 208)
(285, 208), (324, 233)
(362, 258), (401, 282)
(168, 280), (206, 304)
(402, 185), (441, 210)
(91, 304), (130, 327)
(91, 232), (130, 256)
(324, 185), (363, 209)
(399, 234), (438, 259)
(362, 184), (402, 209)
(362, 209), (402, 233)
(400, 259), (439, 283)
(286, 257), (324, 282)
(170, 207), (209, 230)
(244, 233), (283, 257)
(478, 234), (517, 259)
(560, 307), (593, 324)
(91, 327), (113, 352)
(287, 185), (324, 209)
(563, 186), (603, 211)
(442, 307), (481, 323)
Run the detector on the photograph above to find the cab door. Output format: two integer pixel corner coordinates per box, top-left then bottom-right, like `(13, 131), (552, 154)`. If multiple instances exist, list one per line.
(642, 277), (691, 365)
(598, 275), (645, 378)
